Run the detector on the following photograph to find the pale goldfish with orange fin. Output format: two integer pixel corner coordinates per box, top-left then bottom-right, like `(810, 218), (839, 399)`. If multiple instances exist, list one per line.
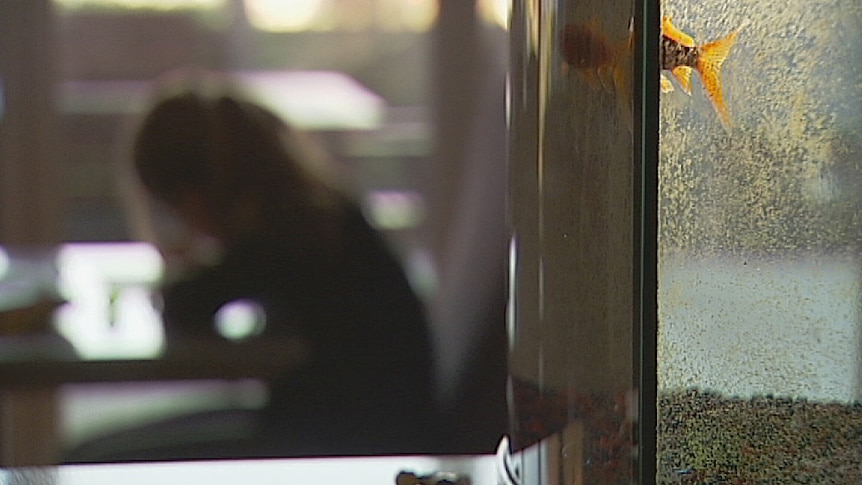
(661, 17), (740, 129)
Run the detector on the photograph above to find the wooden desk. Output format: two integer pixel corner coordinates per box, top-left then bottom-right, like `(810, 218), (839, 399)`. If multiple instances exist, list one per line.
(0, 334), (308, 466)
(0, 336), (308, 388)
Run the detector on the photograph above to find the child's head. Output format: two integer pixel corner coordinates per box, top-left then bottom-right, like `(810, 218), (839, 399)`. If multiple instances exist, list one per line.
(133, 81), (340, 245)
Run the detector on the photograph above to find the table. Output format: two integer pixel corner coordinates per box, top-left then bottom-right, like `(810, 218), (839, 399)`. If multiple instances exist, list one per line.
(0, 333), (308, 466)
(0, 335), (308, 389)
(1, 454), (497, 485)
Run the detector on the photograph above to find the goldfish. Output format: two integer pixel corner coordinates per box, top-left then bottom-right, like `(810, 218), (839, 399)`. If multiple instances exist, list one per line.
(560, 17), (740, 129)
(661, 17), (740, 129)
(559, 20), (634, 122)
(560, 21), (627, 89)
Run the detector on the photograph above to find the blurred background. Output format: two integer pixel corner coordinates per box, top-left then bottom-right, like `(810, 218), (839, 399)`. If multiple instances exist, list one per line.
(0, 0), (510, 458)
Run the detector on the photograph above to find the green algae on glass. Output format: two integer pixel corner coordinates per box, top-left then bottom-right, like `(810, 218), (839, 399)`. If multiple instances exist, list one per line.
(658, 0), (862, 257)
(657, 0), (862, 481)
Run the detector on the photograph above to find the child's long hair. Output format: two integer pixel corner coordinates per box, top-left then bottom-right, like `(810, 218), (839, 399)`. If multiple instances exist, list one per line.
(132, 75), (351, 258)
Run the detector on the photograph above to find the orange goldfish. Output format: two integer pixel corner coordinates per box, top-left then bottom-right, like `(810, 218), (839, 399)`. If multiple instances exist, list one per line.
(661, 17), (740, 129)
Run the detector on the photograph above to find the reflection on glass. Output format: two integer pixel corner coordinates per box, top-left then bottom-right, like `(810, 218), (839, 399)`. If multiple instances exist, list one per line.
(477, 0), (511, 30)
(657, 0), (862, 481)
(507, 0), (637, 483)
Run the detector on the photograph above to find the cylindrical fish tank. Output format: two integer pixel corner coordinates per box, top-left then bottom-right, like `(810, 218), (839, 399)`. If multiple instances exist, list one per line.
(504, 0), (641, 483)
(503, 0), (862, 482)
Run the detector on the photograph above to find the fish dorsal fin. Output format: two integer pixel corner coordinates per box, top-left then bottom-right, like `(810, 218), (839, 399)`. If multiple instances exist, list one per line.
(671, 66), (693, 95)
(662, 17), (696, 47)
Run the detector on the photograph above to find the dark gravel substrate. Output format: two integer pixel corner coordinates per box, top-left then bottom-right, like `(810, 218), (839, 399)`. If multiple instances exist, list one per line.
(657, 389), (862, 484)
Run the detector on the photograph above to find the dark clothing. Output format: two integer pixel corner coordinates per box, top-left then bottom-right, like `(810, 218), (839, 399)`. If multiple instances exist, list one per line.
(61, 87), (444, 463)
(160, 206), (438, 456)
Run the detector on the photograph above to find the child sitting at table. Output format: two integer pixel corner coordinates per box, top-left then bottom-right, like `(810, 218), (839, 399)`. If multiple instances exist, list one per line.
(71, 73), (440, 460)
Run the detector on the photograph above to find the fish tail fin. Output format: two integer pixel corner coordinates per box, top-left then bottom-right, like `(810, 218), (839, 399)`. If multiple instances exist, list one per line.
(696, 29), (739, 129)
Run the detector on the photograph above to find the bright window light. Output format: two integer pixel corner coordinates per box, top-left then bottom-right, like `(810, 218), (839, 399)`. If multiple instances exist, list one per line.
(477, 0), (509, 30)
(54, 0), (224, 11)
(60, 71), (384, 130)
(243, 0), (437, 32)
(55, 243), (164, 287)
(238, 70), (385, 130)
(54, 243), (165, 359)
(244, 0), (325, 32)
(55, 0), (223, 10)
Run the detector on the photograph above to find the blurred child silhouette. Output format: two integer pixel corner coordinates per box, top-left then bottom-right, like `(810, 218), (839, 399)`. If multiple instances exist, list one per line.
(79, 72), (440, 459)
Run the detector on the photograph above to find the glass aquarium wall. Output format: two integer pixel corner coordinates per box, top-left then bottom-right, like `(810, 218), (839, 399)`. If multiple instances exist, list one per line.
(505, 0), (640, 483)
(657, 0), (862, 482)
